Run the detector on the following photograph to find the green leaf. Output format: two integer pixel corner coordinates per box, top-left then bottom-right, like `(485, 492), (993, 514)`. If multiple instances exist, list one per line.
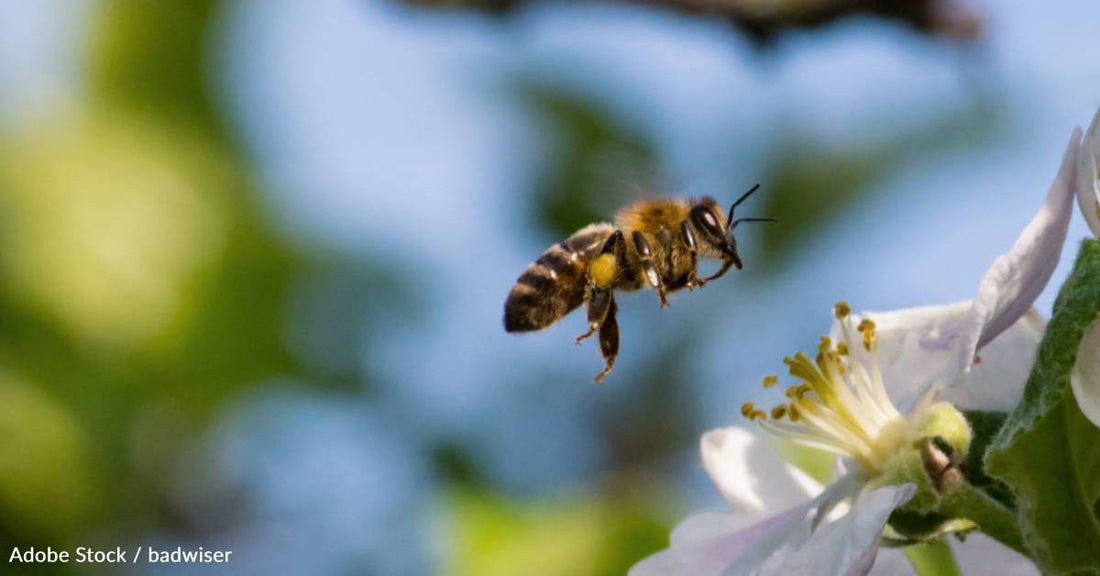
(986, 239), (1100, 574)
(962, 410), (1015, 509)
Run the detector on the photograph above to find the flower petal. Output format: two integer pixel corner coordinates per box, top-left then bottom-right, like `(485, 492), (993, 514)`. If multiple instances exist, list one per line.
(630, 475), (863, 576)
(628, 501), (816, 576)
(1071, 318), (1100, 427)
(756, 484), (916, 576)
(670, 511), (764, 549)
(839, 299), (1045, 413)
(962, 129), (1081, 366)
(839, 302), (972, 410)
(1077, 108), (1100, 238)
(628, 550), (679, 576)
(702, 426), (823, 513)
(867, 549), (915, 576)
(940, 307), (1045, 411)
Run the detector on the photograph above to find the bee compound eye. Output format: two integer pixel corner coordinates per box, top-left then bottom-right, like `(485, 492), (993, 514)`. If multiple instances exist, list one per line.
(702, 211), (718, 229)
(690, 206), (725, 242)
(632, 231), (652, 257)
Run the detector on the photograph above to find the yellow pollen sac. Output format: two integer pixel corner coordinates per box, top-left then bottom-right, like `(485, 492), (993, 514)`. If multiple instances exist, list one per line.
(836, 342), (849, 356)
(785, 353), (838, 406)
(788, 404), (801, 422)
(818, 336), (833, 352)
(771, 405), (788, 420)
(796, 398), (820, 416)
(588, 253), (617, 289)
(834, 301), (851, 319)
(763, 374), (779, 388)
(741, 402), (765, 421)
(783, 355), (815, 382)
(784, 383), (811, 400)
(858, 319), (877, 351)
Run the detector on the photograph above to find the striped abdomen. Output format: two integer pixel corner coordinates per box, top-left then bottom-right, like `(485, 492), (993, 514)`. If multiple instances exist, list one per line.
(503, 223), (614, 332)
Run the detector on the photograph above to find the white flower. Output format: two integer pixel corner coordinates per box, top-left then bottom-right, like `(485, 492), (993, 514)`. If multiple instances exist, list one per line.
(634, 427), (1038, 576)
(1077, 107), (1100, 238)
(631, 129), (1081, 576)
(1071, 107), (1100, 428)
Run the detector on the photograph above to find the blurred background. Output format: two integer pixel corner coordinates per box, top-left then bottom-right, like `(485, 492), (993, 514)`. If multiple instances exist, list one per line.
(0, 0), (1097, 574)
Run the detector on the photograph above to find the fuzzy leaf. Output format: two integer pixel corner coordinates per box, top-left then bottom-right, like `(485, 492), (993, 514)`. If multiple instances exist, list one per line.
(962, 411), (1015, 509)
(985, 239), (1100, 574)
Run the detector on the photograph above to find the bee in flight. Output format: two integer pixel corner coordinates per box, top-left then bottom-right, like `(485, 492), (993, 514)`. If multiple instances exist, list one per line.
(504, 184), (775, 382)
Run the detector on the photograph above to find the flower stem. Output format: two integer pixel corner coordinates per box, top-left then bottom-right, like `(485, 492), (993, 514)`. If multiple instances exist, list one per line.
(903, 539), (961, 576)
(941, 482), (1027, 556)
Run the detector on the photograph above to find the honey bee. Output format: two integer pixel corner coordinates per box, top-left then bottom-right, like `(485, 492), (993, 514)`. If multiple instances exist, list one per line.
(504, 184), (775, 382)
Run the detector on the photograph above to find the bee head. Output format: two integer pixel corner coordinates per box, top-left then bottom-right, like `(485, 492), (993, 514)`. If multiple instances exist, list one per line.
(689, 184), (776, 269)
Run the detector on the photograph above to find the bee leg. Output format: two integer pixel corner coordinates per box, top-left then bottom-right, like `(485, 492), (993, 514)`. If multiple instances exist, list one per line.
(632, 231), (668, 308)
(594, 299), (619, 382)
(701, 257), (735, 283)
(574, 323), (597, 344)
(575, 287), (611, 344)
(577, 231), (624, 344)
(680, 221), (702, 290)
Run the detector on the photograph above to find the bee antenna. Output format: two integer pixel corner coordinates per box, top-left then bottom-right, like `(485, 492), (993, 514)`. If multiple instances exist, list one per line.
(727, 183), (762, 225)
(730, 217), (778, 231)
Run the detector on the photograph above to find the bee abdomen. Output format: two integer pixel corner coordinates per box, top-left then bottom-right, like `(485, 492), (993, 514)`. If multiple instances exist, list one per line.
(504, 224), (613, 332)
(504, 242), (586, 332)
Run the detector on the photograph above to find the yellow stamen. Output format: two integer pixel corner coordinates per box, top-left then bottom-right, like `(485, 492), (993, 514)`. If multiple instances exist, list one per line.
(858, 319), (877, 351)
(785, 353), (838, 408)
(742, 402), (766, 421)
(743, 302), (907, 477)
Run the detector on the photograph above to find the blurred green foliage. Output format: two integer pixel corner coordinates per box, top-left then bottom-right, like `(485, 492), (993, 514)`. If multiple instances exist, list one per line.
(444, 487), (667, 576)
(0, 0), (311, 571)
(0, 375), (97, 541)
(91, 0), (222, 125)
